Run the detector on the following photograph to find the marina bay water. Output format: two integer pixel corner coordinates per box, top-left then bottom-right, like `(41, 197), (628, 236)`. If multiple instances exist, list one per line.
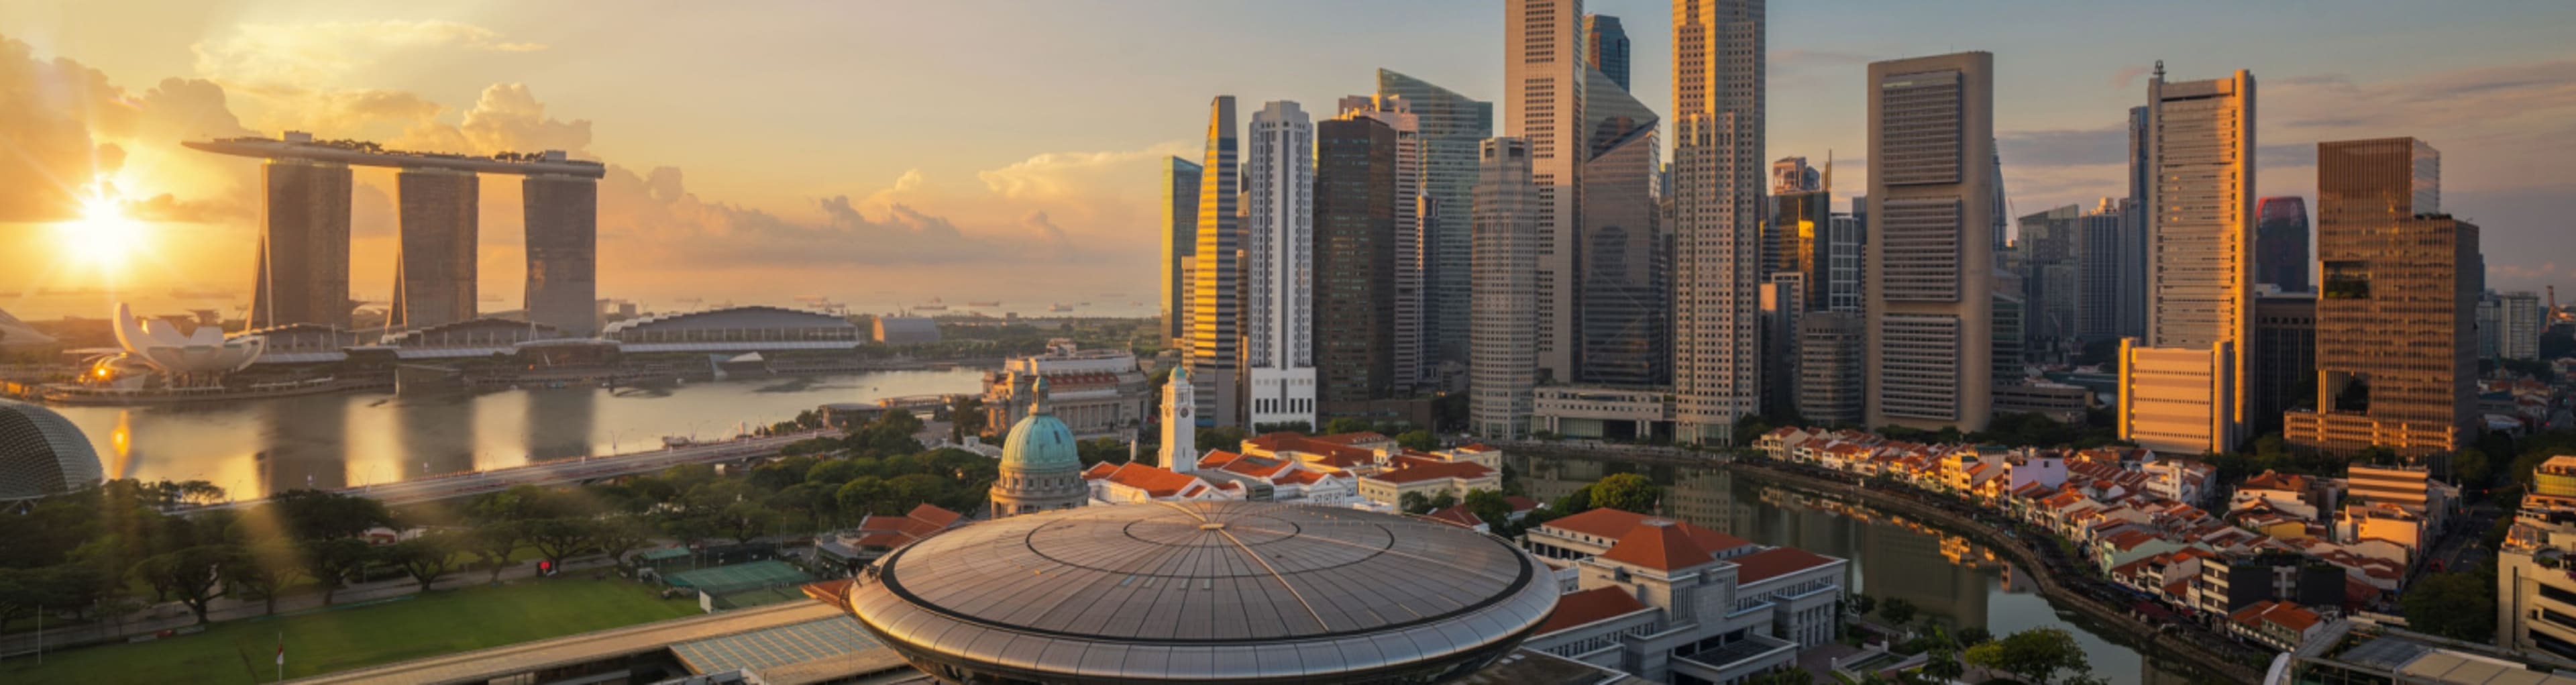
(50, 368), (987, 499)
(1515, 453), (2195, 685)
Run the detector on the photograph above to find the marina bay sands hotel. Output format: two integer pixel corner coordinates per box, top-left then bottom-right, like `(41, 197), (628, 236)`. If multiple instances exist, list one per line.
(186, 131), (606, 335)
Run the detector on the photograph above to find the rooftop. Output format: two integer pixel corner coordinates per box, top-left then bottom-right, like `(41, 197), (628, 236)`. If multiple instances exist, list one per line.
(185, 134), (606, 177)
(1531, 587), (1650, 636)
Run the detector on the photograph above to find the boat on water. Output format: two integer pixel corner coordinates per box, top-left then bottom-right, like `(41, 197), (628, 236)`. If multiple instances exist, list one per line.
(914, 297), (950, 311)
(966, 301), (1001, 307)
(1047, 303), (1074, 313)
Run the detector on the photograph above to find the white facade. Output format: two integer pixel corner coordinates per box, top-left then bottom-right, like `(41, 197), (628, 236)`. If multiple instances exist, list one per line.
(1503, 0), (1583, 383)
(1472, 138), (1540, 439)
(1161, 366), (1195, 473)
(1246, 101), (1318, 429)
(1670, 0), (1766, 445)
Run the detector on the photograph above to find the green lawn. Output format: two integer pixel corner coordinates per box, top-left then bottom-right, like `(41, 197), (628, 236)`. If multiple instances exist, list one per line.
(0, 578), (700, 683)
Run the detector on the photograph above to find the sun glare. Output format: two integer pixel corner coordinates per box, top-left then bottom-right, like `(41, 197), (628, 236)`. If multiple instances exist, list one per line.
(56, 194), (146, 271)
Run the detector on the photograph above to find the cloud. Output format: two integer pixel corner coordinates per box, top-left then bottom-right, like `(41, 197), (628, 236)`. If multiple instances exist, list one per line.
(1997, 124), (2125, 168)
(193, 21), (543, 90)
(2110, 64), (2152, 90)
(0, 36), (258, 222)
(975, 143), (1192, 201)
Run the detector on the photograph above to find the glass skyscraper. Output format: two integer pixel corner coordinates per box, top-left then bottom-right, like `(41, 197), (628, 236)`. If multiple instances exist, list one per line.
(1376, 69), (1492, 385)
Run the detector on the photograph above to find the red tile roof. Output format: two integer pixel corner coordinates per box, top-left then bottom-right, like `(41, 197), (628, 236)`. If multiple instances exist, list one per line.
(1366, 460), (1495, 484)
(1599, 520), (1717, 571)
(1533, 587), (1651, 636)
(1504, 495), (1541, 513)
(906, 504), (963, 528)
(1425, 506), (1485, 529)
(800, 578), (855, 611)
(1088, 462), (1209, 497)
(1246, 432), (1380, 464)
(1542, 508), (1752, 554)
(1730, 546), (1838, 583)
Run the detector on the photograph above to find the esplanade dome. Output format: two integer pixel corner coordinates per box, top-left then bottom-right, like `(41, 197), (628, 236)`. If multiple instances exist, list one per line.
(845, 501), (1558, 684)
(999, 376), (1080, 473)
(0, 399), (105, 502)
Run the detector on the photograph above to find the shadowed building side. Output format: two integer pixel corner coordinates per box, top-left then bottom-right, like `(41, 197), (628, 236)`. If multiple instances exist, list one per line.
(254, 158), (354, 329)
(394, 168), (480, 330)
(524, 174), (600, 337)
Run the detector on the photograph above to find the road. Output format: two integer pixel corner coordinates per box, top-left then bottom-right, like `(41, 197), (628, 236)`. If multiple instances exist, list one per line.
(202, 430), (832, 511)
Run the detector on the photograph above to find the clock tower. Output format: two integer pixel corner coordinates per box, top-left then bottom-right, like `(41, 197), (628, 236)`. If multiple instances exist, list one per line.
(1161, 365), (1197, 473)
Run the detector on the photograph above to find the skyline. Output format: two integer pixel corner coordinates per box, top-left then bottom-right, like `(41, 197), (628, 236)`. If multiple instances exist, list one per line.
(3, 0), (2573, 317)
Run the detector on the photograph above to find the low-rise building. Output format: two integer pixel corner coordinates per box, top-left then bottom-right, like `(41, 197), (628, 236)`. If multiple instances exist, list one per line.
(1356, 460), (1499, 507)
(1530, 385), (1675, 441)
(983, 340), (1149, 439)
(2498, 476), (2576, 663)
(1080, 462), (1242, 505)
(1515, 509), (1847, 683)
(2224, 600), (2326, 651)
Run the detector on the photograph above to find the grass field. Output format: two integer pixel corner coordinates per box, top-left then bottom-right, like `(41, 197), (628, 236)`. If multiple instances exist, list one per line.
(0, 578), (700, 683)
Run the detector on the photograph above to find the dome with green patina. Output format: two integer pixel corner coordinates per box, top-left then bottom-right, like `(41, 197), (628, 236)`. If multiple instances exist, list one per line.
(999, 376), (1080, 473)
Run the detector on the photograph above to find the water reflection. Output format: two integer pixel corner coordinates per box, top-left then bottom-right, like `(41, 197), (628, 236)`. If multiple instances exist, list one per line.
(1515, 453), (2191, 685)
(50, 369), (985, 498)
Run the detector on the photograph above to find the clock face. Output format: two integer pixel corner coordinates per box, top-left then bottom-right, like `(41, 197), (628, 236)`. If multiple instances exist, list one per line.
(1179, 407), (1191, 419)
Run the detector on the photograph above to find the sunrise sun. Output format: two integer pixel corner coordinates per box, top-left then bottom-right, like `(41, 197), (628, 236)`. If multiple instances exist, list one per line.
(54, 193), (146, 271)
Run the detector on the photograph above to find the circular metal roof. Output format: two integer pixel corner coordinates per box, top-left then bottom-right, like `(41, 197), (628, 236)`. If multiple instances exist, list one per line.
(846, 501), (1556, 682)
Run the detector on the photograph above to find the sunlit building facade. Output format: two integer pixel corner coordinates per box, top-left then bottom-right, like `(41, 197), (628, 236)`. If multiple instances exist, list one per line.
(2121, 66), (2254, 454)
(1375, 70), (1493, 385)
(1244, 101), (1318, 429)
(1187, 97), (1243, 427)
(1504, 0), (1585, 384)
(1672, 0), (1766, 445)
(2288, 138), (2475, 458)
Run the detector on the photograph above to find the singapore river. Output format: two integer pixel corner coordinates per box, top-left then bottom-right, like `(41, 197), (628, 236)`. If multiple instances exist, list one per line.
(50, 368), (987, 499)
(1515, 454), (2195, 685)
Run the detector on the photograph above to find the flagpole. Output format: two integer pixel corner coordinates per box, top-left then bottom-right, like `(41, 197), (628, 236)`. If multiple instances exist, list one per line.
(277, 629), (284, 682)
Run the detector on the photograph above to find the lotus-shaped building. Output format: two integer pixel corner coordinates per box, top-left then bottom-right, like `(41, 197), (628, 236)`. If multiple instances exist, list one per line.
(112, 303), (264, 377)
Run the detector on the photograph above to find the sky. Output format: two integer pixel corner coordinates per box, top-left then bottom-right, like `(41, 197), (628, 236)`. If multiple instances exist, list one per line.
(1, 0), (2571, 320)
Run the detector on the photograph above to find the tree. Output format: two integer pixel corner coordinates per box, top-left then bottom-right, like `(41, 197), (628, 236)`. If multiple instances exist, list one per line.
(1879, 596), (1918, 626)
(132, 545), (233, 625)
(1964, 627), (2090, 685)
(1428, 491), (1459, 512)
(1848, 593), (1877, 617)
(1399, 492), (1432, 515)
(525, 518), (600, 569)
(2453, 447), (2493, 490)
(1743, 667), (1817, 685)
(1322, 417), (1374, 435)
(387, 531), (464, 592)
(593, 516), (657, 571)
(469, 521), (525, 582)
(1196, 425), (1248, 452)
(1955, 625), (1994, 647)
(1919, 647), (1967, 683)
(1397, 430), (1439, 452)
(1463, 490), (1514, 532)
(1589, 474), (1660, 513)
(836, 476), (891, 518)
(272, 489), (392, 541)
(2403, 568), (2498, 641)
(305, 537), (378, 604)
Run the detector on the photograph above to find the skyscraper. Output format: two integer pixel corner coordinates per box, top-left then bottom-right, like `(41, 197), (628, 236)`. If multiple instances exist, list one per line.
(2255, 197), (2310, 293)
(1313, 113), (1398, 407)
(1672, 0), (1766, 445)
(1865, 52), (1996, 432)
(252, 158), (354, 329)
(1472, 138), (1540, 439)
(391, 168), (477, 331)
(1766, 156), (1832, 315)
(1375, 70), (1492, 386)
(1187, 97), (1242, 427)
(522, 173), (598, 336)
(1586, 14), (1631, 91)
(2251, 293), (2316, 435)
(1340, 96), (1426, 396)
(1576, 66), (1664, 388)
(2017, 204), (2080, 362)
(2121, 66), (2254, 455)
(1798, 311), (1866, 426)
(2504, 291), (2545, 360)
(1827, 212), (1865, 314)
(1504, 0), (1585, 384)
(1244, 101), (1317, 429)
(2288, 138), (2475, 458)
(1161, 157), (1202, 346)
(2121, 106), (2151, 341)
(2074, 199), (2129, 343)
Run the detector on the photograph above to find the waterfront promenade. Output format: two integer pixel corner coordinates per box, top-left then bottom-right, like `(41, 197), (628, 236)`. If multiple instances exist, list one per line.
(203, 429), (833, 511)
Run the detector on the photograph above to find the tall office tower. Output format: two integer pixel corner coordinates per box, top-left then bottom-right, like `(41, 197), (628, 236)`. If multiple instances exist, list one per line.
(1585, 14), (1630, 91)
(1672, 0), (1766, 445)
(1992, 281), (2026, 387)
(2503, 291), (2544, 360)
(1503, 0), (1585, 384)
(2121, 106), (2151, 341)
(1760, 273), (1805, 417)
(1244, 101), (1317, 429)
(522, 174), (598, 337)
(1827, 212), (1865, 313)
(1313, 113), (1398, 407)
(2121, 66), (2254, 455)
(2255, 197), (2310, 293)
(2016, 205), (2081, 361)
(1577, 65), (1666, 388)
(1471, 138), (1540, 439)
(1187, 97), (1242, 427)
(1376, 70), (1492, 383)
(1340, 96), (1426, 395)
(2479, 294), (2506, 359)
(1161, 158), (1203, 346)
(2288, 138), (2475, 458)
(1798, 312), (1865, 425)
(252, 158), (354, 329)
(391, 167), (477, 330)
(2251, 293), (2316, 435)
(1766, 156), (1832, 313)
(1865, 52), (1995, 432)
(2074, 199), (2130, 343)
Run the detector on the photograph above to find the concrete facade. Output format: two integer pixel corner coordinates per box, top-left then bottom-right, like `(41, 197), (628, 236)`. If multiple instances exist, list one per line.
(1671, 0), (1766, 445)
(1503, 0), (1585, 385)
(1866, 52), (1996, 432)
(1244, 101), (1318, 429)
(1472, 138), (1540, 439)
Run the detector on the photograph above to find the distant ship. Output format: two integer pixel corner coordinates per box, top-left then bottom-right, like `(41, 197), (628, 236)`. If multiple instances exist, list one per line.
(966, 301), (1001, 307)
(1048, 303), (1075, 313)
(914, 297), (949, 311)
